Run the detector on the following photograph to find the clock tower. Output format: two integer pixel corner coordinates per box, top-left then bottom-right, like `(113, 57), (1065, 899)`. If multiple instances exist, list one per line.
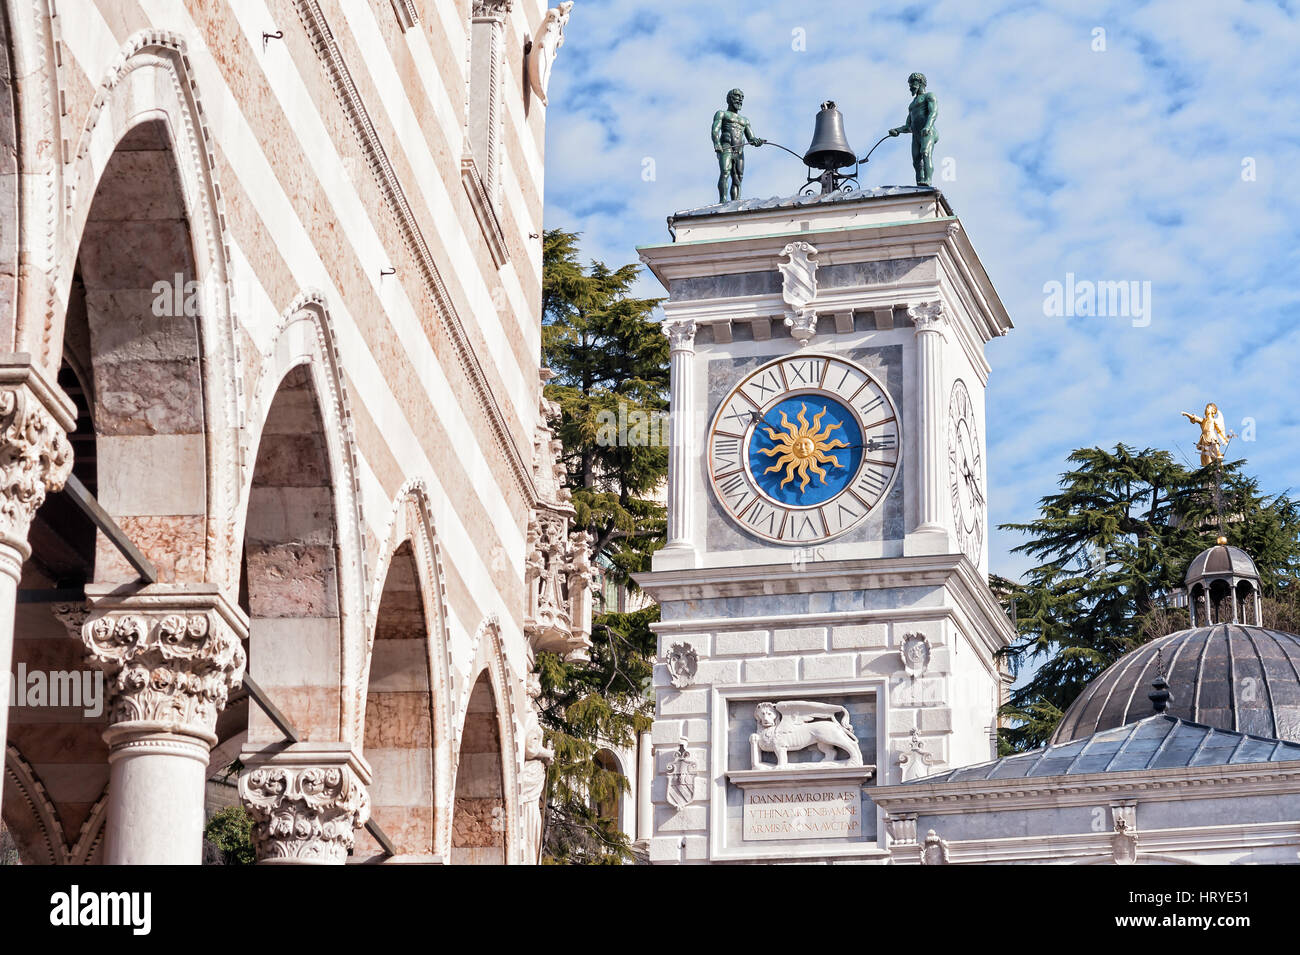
(636, 186), (1015, 863)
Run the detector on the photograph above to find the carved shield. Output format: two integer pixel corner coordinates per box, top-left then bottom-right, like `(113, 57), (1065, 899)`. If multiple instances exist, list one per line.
(666, 749), (697, 810)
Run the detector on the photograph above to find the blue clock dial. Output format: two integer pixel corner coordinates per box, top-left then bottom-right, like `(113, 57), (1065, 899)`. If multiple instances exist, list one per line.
(748, 396), (862, 507)
(708, 354), (900, 545)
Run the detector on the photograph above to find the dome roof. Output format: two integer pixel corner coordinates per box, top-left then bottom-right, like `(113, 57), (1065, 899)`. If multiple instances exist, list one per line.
(1052, 624), (1300, 745)
(1184, 540), (1260, 586)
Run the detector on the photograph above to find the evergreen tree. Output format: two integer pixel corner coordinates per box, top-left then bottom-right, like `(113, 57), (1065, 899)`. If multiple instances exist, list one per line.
(541, 228), (668, 585)
(998, 444), (1300, 752)
(536, 230), (667, 863)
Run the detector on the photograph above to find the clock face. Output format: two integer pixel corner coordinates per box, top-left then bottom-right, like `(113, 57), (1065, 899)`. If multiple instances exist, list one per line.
(947, 379), (984, 564)
(707, 354), (900, 544)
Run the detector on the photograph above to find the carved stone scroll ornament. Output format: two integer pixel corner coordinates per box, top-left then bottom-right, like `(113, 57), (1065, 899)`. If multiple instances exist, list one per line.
(779, 241), (818, 346)
(665, 642), (698, 689)
(898, 727), (940, 782)
(666, 739), (698, 811)
(527, 2), (573, 106)
(239, 764), (370, 865)
(81, 610), (246, 737)
(0, 385), (73, 544)
(750, 700), (862, 769)
(907, 300), (946, 335)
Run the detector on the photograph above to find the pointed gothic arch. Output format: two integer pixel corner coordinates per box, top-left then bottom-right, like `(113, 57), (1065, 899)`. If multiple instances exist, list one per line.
(238, 293), (367, 745)
(450, 616), (522, 864)
(356, 481), (456, 858)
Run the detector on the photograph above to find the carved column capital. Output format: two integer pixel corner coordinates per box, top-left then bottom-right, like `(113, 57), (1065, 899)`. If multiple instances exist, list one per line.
(239, 744), (372, 865)
(80, 585), (248, 740)
(0, 357), (75, 555)
(908, 300), (947, 336)
(662, 318), (697, 353)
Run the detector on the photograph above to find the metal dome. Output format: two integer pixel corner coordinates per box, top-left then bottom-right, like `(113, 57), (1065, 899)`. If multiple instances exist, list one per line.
(1052, 624), (1300, 745)
(1184, 540), (1260, 587)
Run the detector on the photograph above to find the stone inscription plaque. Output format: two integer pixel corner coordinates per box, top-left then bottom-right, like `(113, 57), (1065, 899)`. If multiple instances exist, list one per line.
(741, 784), (862, 841)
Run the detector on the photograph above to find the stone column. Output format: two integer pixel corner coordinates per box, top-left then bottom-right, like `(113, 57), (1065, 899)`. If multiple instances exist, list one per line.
(660, 319), (696, 567)
(81, 584), (247, 864)
(907, 302), (950, 554)
(239, 742), (371, 865)
(0, 357), (74, 809)
(635, 728), (653, 846)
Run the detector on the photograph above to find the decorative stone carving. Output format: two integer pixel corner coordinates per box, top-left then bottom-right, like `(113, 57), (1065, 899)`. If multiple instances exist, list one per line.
(908, 300), (946, 336)
(899, 632), (931, 679)
(662, 318), (697, 352)
(527, 2), (573, 107)
(240, 759), (371, 865)
(920, 828), (950, 865)
(664, 642), (698, 689)
(1111, 804), (1138, 865)
(666, 739), (698, 810)
(526, 370), (594, 662)
(885, 812), (918, 845)
(0, 383), (72, 545)
(472, 0), (512, 18)
(898, 728), (940, 781)
(519, 670), (554, 864)
(779, 241), (819, 346)
(81, 588), (247, 737)
(750, 701), (862, 769)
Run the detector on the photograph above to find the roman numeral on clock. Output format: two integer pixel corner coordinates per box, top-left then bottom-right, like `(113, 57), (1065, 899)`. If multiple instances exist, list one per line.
(743, 369), (783, 404)
(743, 499), (783, 537)
(854, 466), (891, 502)
(786, 357), (826, 387)
(821, 497), (863, 536)
(783, 511), (824, 542)
(717, 472), (753, 513)
(711, 435), (742, 475)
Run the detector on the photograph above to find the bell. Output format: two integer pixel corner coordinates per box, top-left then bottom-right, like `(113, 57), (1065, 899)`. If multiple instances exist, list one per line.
(803, 101), (856, 171)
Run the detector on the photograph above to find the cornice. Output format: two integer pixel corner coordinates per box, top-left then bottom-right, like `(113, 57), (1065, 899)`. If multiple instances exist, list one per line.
(872, 758), (1300, 813)
(636, 553), (1015, 656)
(295, 0), (536, 504)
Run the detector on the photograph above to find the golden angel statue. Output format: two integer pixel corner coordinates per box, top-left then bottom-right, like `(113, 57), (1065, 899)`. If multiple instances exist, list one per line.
(1181, 402), (1234, 466)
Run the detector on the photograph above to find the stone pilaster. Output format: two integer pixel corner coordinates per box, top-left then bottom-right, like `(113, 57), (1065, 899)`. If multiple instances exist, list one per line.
(81, 584), (248, 864)
(659, 319), (696, 567)
(906, 302), (950, 554)
(239, 743), (372, 865)
(0, 356), (74, 812)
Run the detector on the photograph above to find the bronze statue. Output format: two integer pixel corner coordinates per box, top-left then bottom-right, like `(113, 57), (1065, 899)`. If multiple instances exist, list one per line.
(712, 89), (765, 202)
(889, 72), (938, 187)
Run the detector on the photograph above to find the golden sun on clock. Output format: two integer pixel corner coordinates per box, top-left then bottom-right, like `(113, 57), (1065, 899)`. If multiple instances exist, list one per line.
(707, 354), (901, 545)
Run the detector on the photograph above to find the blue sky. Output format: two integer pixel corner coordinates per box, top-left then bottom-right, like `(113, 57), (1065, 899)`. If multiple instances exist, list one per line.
(542, 0), (1300, 582)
